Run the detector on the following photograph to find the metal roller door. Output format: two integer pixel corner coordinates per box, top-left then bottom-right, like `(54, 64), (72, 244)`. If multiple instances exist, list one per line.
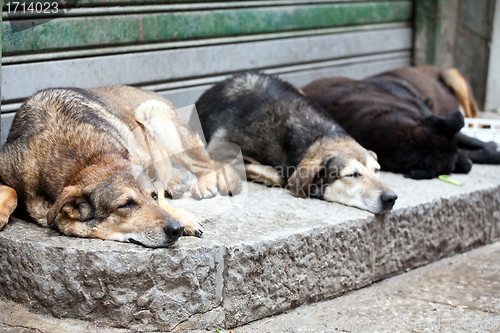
(1, 0), (414, 145)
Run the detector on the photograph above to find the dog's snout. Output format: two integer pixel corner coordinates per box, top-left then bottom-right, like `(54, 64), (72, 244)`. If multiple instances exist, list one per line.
(382, 191), (398, 205)
(165, 221), (184, 242)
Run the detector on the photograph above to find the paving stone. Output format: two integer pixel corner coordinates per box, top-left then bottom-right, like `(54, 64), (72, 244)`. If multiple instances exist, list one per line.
(234, 242), (500, 333)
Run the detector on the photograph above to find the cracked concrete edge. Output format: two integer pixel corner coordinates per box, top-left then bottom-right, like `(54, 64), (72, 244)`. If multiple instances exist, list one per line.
(0, 233), (227, 332)
(217, 186), (500, 329)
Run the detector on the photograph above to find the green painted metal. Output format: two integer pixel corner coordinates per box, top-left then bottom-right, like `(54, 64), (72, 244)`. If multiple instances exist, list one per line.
(414, 0), (442, 65)
(2, 1), (412, 55)
(2, 22), (409, 64)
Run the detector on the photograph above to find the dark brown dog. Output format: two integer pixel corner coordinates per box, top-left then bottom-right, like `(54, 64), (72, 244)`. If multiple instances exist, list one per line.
(0, 86), (241, 247)
(302, 65), (499, 179)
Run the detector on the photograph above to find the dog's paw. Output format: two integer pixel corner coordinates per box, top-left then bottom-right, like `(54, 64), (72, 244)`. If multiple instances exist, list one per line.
(191, 173), (218, 200)
(485, 141), (498, 151)
(166, 174), (188, 199)
(216, 166), (242, 196)
(0, 185), (17, 231)
(176, 208), (204, 237)
(182, 220), (204, 237)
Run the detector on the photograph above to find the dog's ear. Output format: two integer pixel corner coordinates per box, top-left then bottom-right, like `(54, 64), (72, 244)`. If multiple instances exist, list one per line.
(419, 110), (464, 137)
(288, 157), (325, 198)
(368, 150), (378, 161)
(47, 186), (93, 227)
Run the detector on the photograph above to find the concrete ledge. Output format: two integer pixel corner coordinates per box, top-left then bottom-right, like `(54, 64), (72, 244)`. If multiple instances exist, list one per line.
(1, 165), (499, 331)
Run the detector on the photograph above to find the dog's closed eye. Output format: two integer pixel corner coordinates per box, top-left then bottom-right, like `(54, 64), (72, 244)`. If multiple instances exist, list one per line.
(345, 172), (362, 178)
(118, 199), (137, 210)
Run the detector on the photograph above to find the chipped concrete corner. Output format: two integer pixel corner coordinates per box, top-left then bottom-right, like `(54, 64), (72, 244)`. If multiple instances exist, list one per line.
(0, 165), (500, 331)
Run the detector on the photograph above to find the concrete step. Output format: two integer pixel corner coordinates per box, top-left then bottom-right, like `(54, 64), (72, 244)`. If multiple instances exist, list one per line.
(1, 165), (499, 331)
(234, 241), (500, 333)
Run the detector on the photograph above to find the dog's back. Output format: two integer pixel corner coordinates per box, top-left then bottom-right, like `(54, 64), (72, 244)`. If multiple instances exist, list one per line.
(1, 89), (129, 203)
(195, 72), (345, 175)
(367, 65), (478, 118)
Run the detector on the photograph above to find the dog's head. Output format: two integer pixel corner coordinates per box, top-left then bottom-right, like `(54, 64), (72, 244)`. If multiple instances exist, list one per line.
(381, 110), (465, 179)
(46, 160), (184, 248)
(288, 138), (397, 214)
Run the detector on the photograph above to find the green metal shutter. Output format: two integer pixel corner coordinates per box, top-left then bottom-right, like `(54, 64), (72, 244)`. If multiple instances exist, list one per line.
(1, 0), (414, 145)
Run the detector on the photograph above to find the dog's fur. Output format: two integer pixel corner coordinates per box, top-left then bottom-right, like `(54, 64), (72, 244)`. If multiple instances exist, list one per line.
(0, 85), (241, 247)
(302, 65), (500, 179)
(195, 72), (397, 214)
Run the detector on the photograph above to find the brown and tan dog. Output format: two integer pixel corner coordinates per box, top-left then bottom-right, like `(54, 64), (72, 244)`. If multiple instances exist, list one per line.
(303, 65), (500, 179)
(0, 86), (241, 247)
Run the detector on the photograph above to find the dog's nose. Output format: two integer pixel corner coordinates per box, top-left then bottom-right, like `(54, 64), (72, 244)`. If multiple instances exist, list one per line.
(382, 191), (398, 205)
(164, 221), (184, 242)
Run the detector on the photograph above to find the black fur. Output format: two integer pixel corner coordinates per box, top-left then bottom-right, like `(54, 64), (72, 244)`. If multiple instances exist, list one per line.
(195, 72), (348, 179)
(302, 77), (464, 179)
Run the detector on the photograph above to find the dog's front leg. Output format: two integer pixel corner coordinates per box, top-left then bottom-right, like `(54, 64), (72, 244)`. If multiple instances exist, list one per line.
(158, 198), (204, 237)
(0, 184), (18, 230)
(173, 150), (219, 199)
(191, 171), (218, 200)
(166, 174), (189, 199)
(215, 162), (243, 196)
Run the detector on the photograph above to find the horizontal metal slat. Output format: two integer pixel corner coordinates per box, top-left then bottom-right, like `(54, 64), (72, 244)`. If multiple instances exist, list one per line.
(2, 1), (412, 55)
(2, 27), (413, 102)
(1, 51), (412, 112)
(1, 113), (15, 147)
(158, 51), (411, 108)
(2, 0), (407, 11)
(2, 0), (411, 17)
(3, 22), (409, 64)
(1, 51), (411, 146)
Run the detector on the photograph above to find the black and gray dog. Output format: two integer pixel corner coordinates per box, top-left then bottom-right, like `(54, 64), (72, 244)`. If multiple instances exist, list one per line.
(194, 72), (397, 214)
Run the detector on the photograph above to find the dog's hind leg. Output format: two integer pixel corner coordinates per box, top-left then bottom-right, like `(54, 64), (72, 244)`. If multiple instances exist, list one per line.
(456, 133), (498, 150)
(245, 163), (286, 186)
(459, 147), (500, 164)
(442, 68), (479, 118)
(0, 183), (17, 230)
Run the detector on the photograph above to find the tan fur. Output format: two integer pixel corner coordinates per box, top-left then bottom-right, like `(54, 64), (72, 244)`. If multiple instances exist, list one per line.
(441, 68), (479, 118)
(287, 137), (395, 213)
(0, 184), (17, 230)
(158, 196), (203, 237)
(288, 137), (366, 197)
(216, 163), (244, 195)
(245, 163), (287, 187)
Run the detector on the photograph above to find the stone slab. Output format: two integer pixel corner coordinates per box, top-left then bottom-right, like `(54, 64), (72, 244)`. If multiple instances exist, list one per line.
(0, 222), (225, 332)
(1, 164), (500, 331)
(234, 241), (500, 333)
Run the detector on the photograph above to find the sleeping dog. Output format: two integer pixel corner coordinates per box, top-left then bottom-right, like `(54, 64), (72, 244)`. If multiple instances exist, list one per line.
(0, 86), (241, 247)
(194, 72), (397, 214)
(302, 65), (500, 179)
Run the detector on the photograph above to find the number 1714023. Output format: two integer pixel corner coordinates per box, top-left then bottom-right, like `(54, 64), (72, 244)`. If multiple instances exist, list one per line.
(6, 2), (59, 14)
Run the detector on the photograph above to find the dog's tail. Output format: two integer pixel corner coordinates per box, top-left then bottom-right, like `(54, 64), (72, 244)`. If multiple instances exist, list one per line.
(441, 68), (479, 118)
